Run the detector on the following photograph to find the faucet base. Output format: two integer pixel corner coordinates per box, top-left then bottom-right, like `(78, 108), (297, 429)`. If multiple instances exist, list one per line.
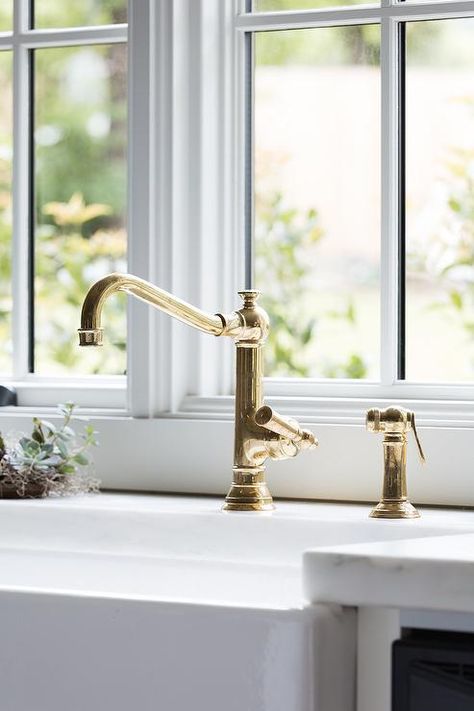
(223, 468), (275, 512)
(369, 499), (420, 519)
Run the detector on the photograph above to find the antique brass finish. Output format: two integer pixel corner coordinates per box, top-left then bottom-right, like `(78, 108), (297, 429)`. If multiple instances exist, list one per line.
(367, 406), (426, 519)
(79, 273), (318, 511)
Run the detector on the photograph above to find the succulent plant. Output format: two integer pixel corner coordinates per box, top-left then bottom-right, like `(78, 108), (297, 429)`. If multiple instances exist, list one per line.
(0, 402), (100, 498)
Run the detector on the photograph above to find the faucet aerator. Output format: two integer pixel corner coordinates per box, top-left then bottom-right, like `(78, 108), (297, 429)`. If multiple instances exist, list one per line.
(78, 329), (103, 347)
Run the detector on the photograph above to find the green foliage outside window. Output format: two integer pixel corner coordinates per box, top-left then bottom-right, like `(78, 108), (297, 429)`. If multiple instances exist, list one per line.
(408, 103), (474, 372)
(35, 194), (126, 374)
(0, 5), (473, 380)
(256, 192), (369, 378)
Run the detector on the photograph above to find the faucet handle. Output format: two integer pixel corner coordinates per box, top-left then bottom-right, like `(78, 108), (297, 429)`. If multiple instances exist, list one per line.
(255, 405), (318, 450)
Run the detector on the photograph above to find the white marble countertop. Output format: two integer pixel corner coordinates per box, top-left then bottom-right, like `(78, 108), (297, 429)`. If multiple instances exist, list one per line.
(304, 525), (474, 613)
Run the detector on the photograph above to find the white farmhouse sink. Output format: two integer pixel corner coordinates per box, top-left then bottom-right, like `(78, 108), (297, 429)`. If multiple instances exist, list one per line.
(0, 493), (467, 569)
(0, 494), (472, 711)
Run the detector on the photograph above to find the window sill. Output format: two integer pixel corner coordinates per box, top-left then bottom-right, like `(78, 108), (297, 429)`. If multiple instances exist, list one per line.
(181, 393), (474, 427)
(1, 376), (126, 409)
(0, 405), (473, 504)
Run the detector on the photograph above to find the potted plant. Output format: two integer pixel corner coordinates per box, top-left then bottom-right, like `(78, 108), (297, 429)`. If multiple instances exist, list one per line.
(0, 402), (99, 498)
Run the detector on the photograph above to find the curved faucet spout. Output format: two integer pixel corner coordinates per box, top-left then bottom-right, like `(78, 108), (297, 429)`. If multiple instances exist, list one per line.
(78, 272), (226, 346)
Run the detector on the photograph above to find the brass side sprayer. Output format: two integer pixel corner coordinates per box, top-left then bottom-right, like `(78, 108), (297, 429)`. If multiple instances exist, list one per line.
(366, 406), (426, 519)
(78, 273), (318, 511)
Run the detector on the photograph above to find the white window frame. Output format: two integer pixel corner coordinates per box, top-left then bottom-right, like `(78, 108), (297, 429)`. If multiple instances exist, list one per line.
(0, 0), (128, 409)
(0, 0), (473, 506)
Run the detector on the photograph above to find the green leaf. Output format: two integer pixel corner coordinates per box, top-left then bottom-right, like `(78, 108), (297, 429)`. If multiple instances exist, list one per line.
(33, 463), (50, 472)
(19, 437), (31, 450)
(57, 440), (68, 458)
(58, 402), (75, 418)
(301, 321), (315, 345)
(448, 198), (462, 213)
(450, 290), (463, 310)
(59, 464), (76, 475)
(346, 354), (368, 380)
(73, 453), (89, 466)
(346, 301), (356, 325)
(31, 429), (44, 444)
(40, 455), (62, 466)
(40, 420), (57, 434)
(20, 437), (40, 454)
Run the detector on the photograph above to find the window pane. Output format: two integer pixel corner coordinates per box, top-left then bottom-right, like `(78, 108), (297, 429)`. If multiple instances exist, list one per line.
(0, 3), (13, 31)
(406, 19), (474, 382)
(0, 52), (12, 374)
(34, 44), (127, 375)
(254, 26), (380, 379)
(34, 0), (127, 28)
(254, 1), (375, 10)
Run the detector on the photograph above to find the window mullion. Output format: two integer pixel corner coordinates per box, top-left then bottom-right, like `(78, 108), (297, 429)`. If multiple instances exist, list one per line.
(237, 2), (474, 32)
(127, 0), (156, 417)
(18, 25), (127, 49)
(0, 34), (13, 49)
(380, 15), (401, 386)
(243, 29), (253, 290)
(12, 0), (33, 380)
(397, 20), (406, 380)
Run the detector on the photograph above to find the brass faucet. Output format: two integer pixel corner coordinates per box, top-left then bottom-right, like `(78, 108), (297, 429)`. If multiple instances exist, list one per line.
(78, 273), (318, 511)
(366, 406), (426, 519)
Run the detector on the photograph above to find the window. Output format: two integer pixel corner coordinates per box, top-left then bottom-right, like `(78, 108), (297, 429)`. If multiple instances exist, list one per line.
(235, 0), (474, 503)
(243, 0), (474, 402)
(0, 48), (13, 376)
(0, 0), (473, 504)
(254, 24), (381, 380)
(34, 43), (127, 377)
(405, 18), (474, 382)
(0, 0), (127, 407)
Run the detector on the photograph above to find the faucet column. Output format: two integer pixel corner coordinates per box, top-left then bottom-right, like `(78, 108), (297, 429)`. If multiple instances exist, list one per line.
(223, 291), (274, 512)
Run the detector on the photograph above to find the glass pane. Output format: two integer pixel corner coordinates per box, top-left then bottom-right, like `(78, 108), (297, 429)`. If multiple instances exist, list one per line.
(34, 0), (127, 28)
(0, 2), (13, 31)
(34, 44), (127, 375)
(254, 26), (381, 379)
(0, 52), (12, 374)
(254, 1), (375, 10)
(406, 19), (474, 382)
